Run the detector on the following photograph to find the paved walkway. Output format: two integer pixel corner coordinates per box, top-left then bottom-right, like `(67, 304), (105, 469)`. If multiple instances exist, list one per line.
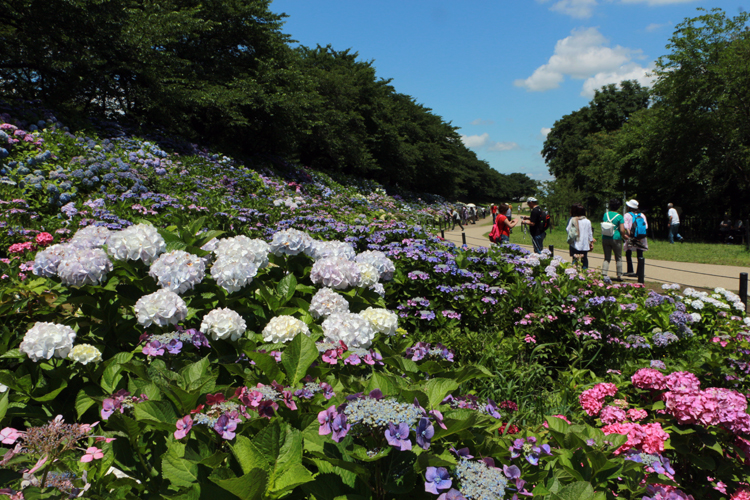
(436, 216), (750, 293)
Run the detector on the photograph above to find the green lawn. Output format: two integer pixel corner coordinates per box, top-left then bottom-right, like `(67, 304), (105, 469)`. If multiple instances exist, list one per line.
(505, 222), (750, 267)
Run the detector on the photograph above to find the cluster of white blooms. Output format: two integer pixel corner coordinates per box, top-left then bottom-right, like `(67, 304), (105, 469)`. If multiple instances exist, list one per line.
(20, 322), (76, 362)
(149, 250), (206, 294)
(521, 255), (541, 267)
(57, 247), (113, 286)
(200, 308), (247, 341)
(215, 235), (270, 269)
(359, 307), (398, 336)
(356, 262), (380, 288)
(322, 312), (375, 349)
(310, 240), (356, 261)
(201, 238), (220, 253)
(273, 196), (306, 209)
(370, 283), (386, 297)
(68, 344), (103, 365)
(745, 317), (750, 327)
(309, 287), (349, 319)
(70, 225), (111, 248)
(134, 289), (188, 327)
(690, 312), (702, 323)
(269, 228), (314, 256)
(354, 250), (395, 281)
(107, 223), (166, 264)
(211, 255), (258, 293)
(661, 283), (681, 291)
(262, 315), (310, 343)
(683, 288), (731, 310)
(33, 243), (85, 277)
(690, 299), (705, 310)
(310, 257), (361, 289)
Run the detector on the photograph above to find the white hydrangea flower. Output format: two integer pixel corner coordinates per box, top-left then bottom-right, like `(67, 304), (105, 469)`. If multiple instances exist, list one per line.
(714, 287), (727, 294)
(310, 240), (356, 261)
(309, 287), (349, 319)
(201, 308), (247, 342)
(106, 223), (166, 264)
(210, 255), (259, 293)
(215, 235), (270, 269)
(71, 225), (111, 248)
(690, 299), (704, 310)
(68, 344), (103, 365)
(310, 257), (361, 290)
(0, 383), (7, 393)
(262, 315), (310, 343)
(359, 307), (398, 336)
(355, 250), (395, 281)
(33, 243), (84, 277)
(370, 283), (386, 297)
(269, 228), (314, 256)
(322, 312), (375, 349)
(734, 302), (745, 311)
(134, 289), (188, 327)
(745, 317), (750, 326)
(149, 250), (206, 294)
(57, 247), (113, 286)
(356, 262), (380, 288)
(690, 312), (701, 323)
(201, 238), (220, 253)
(20, 322), (76, 362)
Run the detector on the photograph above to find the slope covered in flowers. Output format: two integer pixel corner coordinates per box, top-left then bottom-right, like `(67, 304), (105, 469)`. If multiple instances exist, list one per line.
(0, 101), (749, 499)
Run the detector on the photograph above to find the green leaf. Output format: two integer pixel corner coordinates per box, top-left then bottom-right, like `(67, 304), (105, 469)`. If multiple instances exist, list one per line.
(550, 481), (596, 500)
(424, 378), (459, 409)
(210, 467), (268, 500)
(75, 387), (99, 420)
(133, 400), (178, 431)
(277, 273), (297, 304)
(178, 356), (211, 389)
(453, 364), (493, 384)
(163, 447), (199, 488)
(281, 333), (317, 385)
(245, 351), (284, 384)
(0, 391), (8, 422)
(0, 349), (24, 359)
(101, 352), (134, 393)
(365, 372), (402, 396)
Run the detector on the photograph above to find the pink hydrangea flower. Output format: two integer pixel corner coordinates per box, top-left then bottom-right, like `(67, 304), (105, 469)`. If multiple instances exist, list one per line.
(601, 422), (669, 455)
(600, 405), (628, 425)
(665, 371), (701, 391)
(631, 368), (667, 390)
(731, 488), (750, 500)
(35, 232), (54, 246)
(80, 446), (104, 462)
(579, 383), (618, 416)
(627, 409), (648, 421)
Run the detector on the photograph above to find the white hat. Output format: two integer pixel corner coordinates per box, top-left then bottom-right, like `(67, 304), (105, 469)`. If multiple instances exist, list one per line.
(527, 197), (538, 203)
(626, 199), (639, 209)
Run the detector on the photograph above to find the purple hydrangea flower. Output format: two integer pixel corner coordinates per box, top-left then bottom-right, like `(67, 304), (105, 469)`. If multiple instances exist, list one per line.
(425, 467), (452, 494)
(386, 422), (412, 451)
(415, 417), (435, 449)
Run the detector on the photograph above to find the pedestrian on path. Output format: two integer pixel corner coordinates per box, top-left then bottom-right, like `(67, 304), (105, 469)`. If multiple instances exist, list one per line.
(451, 207), (464, 231)
(493, 203), (519, 244)
(623, 199), (648, 277)
(491, 204), (497, 224)
(667, 203), (684, 243)
(521, 197), (546, 253)
(600, 198), (626, 281)
(567, 204), (594, 269)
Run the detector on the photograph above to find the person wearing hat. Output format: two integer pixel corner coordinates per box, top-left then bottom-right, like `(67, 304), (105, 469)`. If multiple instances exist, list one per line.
(623, 199), (647, 277)
(521, 196), (545, 253)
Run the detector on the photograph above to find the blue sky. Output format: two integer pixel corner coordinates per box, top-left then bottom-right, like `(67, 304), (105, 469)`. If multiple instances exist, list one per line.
(272, 0), (747, 180)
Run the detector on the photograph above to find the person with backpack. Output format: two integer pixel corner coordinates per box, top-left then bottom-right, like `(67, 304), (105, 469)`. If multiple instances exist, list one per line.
(623, 199), (648, 277)
(566, 203), (594, 269)
(600, 198), (627, 281)
(521, 197), (547, 253)
(490, 203), (519, 244)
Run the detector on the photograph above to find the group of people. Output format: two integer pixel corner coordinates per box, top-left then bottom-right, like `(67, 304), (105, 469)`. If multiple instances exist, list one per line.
(564, 198), (654, 281)
(448, 204), (478, 231)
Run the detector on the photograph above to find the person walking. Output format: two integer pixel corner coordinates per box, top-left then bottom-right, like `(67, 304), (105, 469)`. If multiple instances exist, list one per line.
(521, 197), (546, 253)
(623, 199), (648, 277)
(566, 204), (594, 269)
(491, 204), (497, 224)
(667, 203), (684, 243)
(493, 203), (519, 244)
(601, 198), (626, 281)
(451, 207), (464, 231)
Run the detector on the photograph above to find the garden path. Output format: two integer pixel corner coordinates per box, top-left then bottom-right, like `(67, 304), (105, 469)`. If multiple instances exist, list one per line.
(437, 216), (750, 294)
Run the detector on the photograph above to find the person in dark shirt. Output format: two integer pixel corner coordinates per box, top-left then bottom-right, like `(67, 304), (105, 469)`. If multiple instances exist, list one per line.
(521, 197), (545, 253)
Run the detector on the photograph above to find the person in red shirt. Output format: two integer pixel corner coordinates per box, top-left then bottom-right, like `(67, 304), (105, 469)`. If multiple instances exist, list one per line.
(491, 204), (498, 224)
(493, 203), (519, 243)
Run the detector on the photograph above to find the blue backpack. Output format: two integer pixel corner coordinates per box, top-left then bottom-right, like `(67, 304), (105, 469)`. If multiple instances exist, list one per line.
(631, 213), (647, 238)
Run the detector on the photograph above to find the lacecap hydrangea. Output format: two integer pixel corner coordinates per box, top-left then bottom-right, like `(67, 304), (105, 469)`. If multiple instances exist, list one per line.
(134, 289), (188, 327)
(149, 250), (206, 294)
(309, 287), (349, 319)
(262, 315), (310, 343)
(269, 228), (314, 256)
(107, 223), (166, 264)
(200, 308), (247, 342)
(20, 322), (76, 362)
(359, 307), (398, 336)
(322, 312), (375, 349)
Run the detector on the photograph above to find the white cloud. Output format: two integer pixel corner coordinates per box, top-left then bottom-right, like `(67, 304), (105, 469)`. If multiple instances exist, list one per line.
(580, 62), (656, 97)
(645, 22), (669, 32)
(550, 0), (598, 19)
(488, 141), (520, 152)
(515, 27), (646, 93)
(541, 127), (552, 137)
(471, 119), (495, 126)
(461, 133), (519, 152)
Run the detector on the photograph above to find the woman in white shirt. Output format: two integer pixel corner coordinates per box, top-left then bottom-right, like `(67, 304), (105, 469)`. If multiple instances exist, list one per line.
(567, 203), (595, 269)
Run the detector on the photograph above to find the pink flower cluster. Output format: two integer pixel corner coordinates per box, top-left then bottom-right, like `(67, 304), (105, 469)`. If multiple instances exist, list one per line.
(579, 383), (617, 416)
(7, 241), (34, 254)
(601, 422), (669, 455)
(35, 232), (53, 246)
(663, 386), (750, 434)
(631, 368), (667, 390)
